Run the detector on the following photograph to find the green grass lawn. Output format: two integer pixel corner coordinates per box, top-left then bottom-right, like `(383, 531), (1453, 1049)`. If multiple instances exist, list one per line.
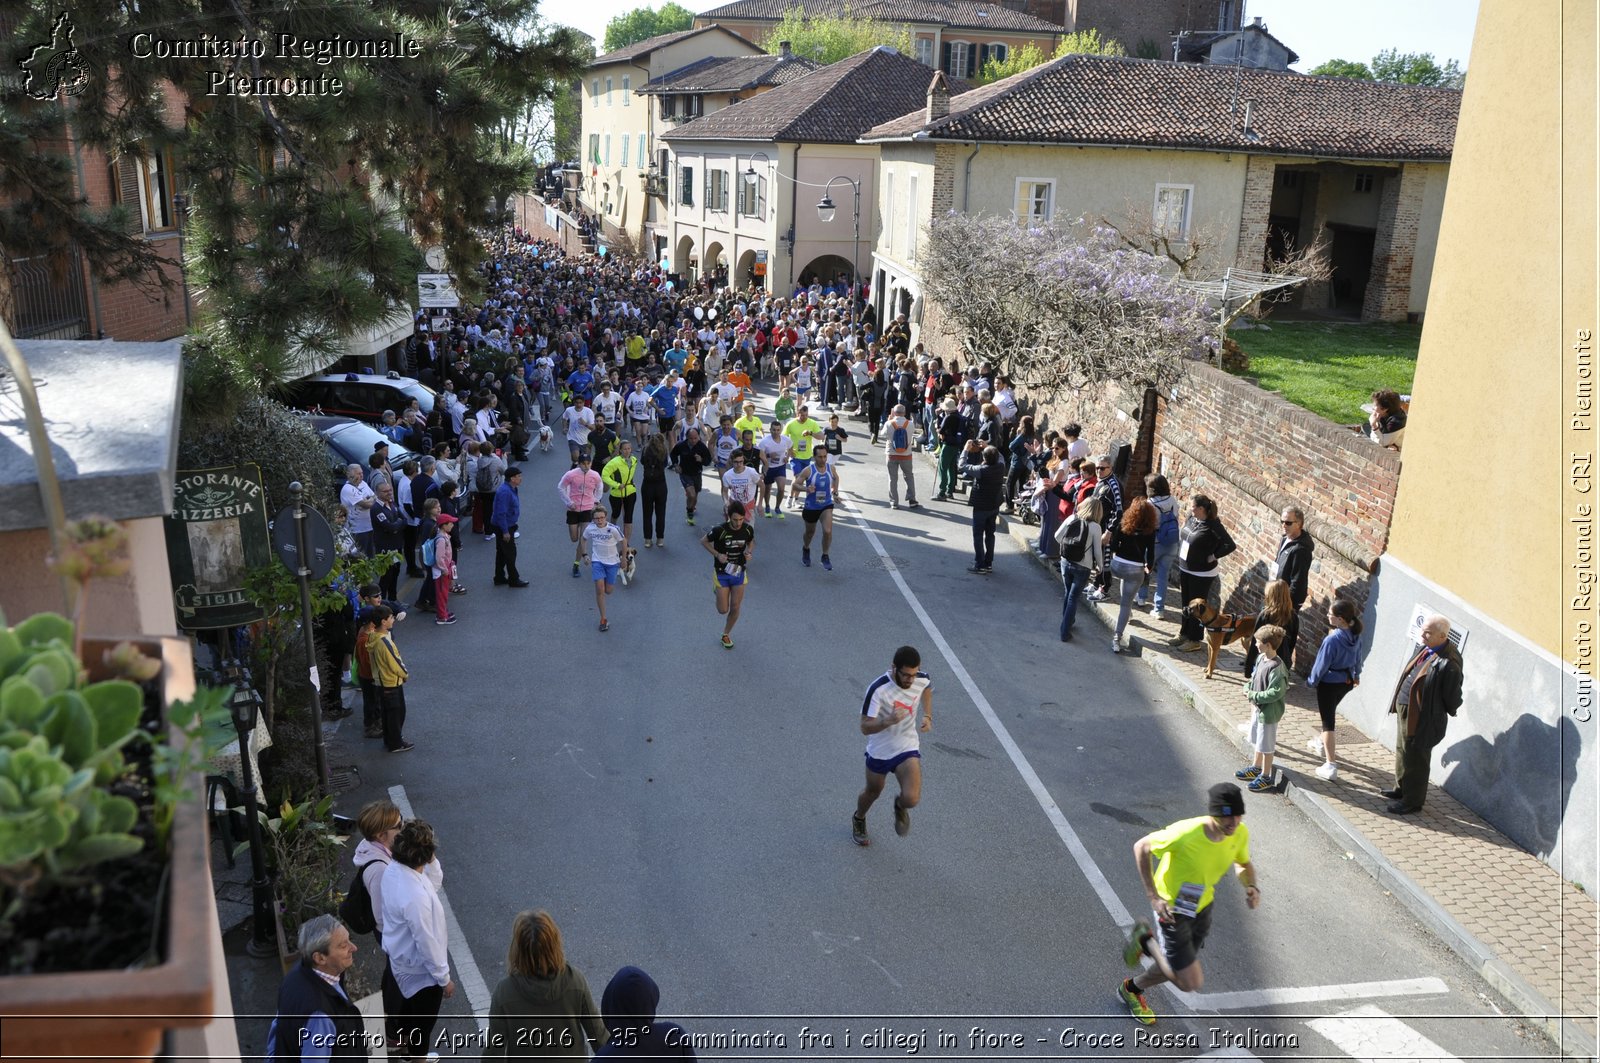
(1227, 320), (1422, 425)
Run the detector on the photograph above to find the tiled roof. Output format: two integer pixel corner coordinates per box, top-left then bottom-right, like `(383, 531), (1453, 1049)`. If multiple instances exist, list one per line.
(638, 54), (819, 94)
(662, 46), (971, 143)
(860, 53), (1460, 161)
(592, 25), (752, 66)
(697, 0), (1064, 33)
(1177, 23), (1300, 66)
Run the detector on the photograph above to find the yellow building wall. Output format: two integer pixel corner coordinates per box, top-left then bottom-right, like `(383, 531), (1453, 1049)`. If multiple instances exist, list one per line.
(1386, 0), (1594, 661)
(962, 144), (1248, 267)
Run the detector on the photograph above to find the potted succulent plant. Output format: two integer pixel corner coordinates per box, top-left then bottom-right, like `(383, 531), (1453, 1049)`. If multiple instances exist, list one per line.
(0, 523), (230, 1061)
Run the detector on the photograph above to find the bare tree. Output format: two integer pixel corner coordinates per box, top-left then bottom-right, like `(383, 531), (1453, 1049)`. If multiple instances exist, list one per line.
(920, 214), (1216, 394)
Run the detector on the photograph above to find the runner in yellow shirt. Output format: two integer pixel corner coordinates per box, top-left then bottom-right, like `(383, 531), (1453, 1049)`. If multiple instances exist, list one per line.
(784, 404), (823, 477)
(733, 402), (764, 445)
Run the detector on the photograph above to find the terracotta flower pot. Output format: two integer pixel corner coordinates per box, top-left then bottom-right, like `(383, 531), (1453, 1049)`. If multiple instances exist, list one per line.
(0, 637), (218, 1063)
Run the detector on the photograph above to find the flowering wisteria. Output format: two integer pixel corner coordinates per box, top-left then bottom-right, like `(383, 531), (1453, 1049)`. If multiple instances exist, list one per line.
(920, 213), (1218, 395)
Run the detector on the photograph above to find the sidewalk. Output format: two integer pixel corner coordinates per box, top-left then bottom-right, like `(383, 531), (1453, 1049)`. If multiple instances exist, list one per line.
(999, 515), (1599, 1058)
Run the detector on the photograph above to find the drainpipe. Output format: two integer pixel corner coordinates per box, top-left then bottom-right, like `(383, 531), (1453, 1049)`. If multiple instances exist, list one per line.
(787, 143), (800, 292)
(961, 144), (981, 212)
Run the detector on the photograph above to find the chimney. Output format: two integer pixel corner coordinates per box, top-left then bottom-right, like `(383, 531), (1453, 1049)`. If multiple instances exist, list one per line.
(925, 70), (950, 123)
(778, 39), (792, 59)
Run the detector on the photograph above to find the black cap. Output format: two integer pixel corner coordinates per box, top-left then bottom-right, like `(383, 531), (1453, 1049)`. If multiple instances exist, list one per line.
(505, 466), (523, 478)
(1208, 782), (1244, 818)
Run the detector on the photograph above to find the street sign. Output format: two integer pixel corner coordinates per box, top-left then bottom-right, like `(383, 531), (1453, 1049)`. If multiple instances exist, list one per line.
(272, 503), (336, 582)
(417, 272), (460, 308)
(164, 465), (272, 630)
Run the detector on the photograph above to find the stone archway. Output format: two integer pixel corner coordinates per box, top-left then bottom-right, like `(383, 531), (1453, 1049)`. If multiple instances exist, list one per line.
(675, 235), (696, 280)
(736, 248), (761, 290)
(798, 254), (854, 294)
(705, 241), (729, 286)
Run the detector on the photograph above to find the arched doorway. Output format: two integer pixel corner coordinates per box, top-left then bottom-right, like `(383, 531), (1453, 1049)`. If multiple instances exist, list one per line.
(798, 254), (855, 297)
(704, 242), (729, 287)
(736, 248), (762, 290)
(675, 235), (697, 282)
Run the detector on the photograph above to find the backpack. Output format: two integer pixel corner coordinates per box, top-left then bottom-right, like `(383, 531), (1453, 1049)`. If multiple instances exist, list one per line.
(891, 420), (909, 452)
(1058, 517), (1091, 564)
(1154, 502), (1180, 546)
(476, 460), (498, 493)
(338, 857), (387, 935)
(420, 535), (437, 568)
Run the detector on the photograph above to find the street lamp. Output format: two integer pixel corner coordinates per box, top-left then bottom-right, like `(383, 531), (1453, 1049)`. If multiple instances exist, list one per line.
(740, 150), (771, 190)
(816, 175), (862, 326)
(226, 663), (276, 958)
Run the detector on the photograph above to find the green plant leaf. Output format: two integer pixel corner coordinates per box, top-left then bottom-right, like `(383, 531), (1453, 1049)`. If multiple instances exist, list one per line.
(82, 680), (142, 748)
(0, 628), (24, 677)
(12, 613), (73, 651)
(95, 793), (138, 834)
(41, 692), (95, 767)
(57, 833), (143, 871)
(0, 675), (48, 730)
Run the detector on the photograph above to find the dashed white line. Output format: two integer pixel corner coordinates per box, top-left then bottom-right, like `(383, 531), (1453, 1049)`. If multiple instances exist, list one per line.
(837, 495), (1135, 928)
(390, 784), (492, 1031)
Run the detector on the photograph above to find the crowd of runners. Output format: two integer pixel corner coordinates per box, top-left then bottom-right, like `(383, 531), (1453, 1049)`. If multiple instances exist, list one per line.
(324, 229), (1292, 1040)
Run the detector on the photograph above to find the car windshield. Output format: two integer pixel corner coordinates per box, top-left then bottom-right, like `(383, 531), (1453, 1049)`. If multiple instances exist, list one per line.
(326, 420), (416, 468)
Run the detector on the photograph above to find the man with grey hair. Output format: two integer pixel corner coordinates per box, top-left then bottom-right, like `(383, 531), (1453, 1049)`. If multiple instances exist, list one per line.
(340, 465), (377, 557)
(1383, 613), (1463, 814)
(883, 404), (920, 510)
(266, 913), (369, 1060)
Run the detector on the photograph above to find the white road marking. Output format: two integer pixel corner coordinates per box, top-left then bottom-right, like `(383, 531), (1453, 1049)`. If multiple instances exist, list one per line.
(811, 929), (904, 988)
(390, 784), (493, 1031)
(1307, 1004), (1463, 1062)
(1167, 976), (1450, 1012)
(837, 495), (1135, 928)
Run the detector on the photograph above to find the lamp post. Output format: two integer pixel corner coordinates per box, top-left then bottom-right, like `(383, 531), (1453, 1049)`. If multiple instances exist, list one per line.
(227, 663), (276, 958)
(739, 152), (772, 290)
(816, 175), (862, 327)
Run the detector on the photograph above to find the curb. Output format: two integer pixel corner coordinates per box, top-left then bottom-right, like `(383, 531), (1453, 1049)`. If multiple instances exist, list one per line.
(999, 517), (1598, 1061)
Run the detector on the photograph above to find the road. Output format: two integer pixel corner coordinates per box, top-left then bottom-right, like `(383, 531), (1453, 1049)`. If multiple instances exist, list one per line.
(326, 391), (1559, 1062)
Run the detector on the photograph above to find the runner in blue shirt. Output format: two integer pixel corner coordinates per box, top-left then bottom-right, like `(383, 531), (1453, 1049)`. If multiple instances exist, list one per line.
(566, 364), (596, 403)
(790, 447), (841, 570)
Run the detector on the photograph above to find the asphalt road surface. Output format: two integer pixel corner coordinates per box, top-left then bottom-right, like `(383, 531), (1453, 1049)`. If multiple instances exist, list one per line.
(328, 391), (1559, 1063)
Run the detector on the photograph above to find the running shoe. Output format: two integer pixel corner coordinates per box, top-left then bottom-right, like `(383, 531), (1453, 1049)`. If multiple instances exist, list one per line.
(721, 633), (734, 649)
(571, 560), (580, 578)
(851, 813), (869, 847)
(776, 509), (787, 519)
(802, 548), (811, 567)
(1248, 772), (1275, 792)
(1235, 765), (1261, 780)
(1117, 980), (1156, 1025)
(893, 801), (911, 836)
(1315, 761), (1339, 781)
(764, 508), (772, 518)
(599, 619), (610, 632)
(435, 616), (457, 626)
(1123, 920), (1153, 968)
(687, 515), (696, 526)
(821, 554), (832, 571)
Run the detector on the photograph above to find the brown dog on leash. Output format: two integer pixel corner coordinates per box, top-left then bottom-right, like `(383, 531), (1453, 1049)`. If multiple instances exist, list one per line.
(1186, 599), (1258, 679)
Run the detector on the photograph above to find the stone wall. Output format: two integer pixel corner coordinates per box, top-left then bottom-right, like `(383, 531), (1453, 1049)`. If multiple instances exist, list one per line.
(1031, 362), (1402, 673)
(1362, 163), (1426, 321)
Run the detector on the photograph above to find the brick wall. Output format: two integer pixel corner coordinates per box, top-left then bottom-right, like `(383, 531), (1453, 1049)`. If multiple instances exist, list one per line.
(1031, 362), (1401, 673)
(1232, 154), (1276, 270)
(1361, 163), (1423, 322)
(511, 192), (594, 260)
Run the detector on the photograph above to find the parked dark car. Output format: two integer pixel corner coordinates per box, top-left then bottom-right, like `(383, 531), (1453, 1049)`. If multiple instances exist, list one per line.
(282, 372), (436, 424)
(309, 415), (420, 495)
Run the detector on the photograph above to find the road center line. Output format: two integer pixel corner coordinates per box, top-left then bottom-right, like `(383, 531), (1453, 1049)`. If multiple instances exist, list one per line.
(1167, 976), (1450, 1012)
(837, 496), (1135, 929)
(1307, 1003), (1463, 1061)
(390, 784), (493, 1030)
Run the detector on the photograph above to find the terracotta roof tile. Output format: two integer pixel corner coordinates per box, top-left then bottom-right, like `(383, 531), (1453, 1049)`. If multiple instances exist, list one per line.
(861, 53), (1460, 161)
(698, 0), (1063, 33)
(662, 47), (971, 143)
(638, 53), (819, 93)
(593, 25), (751, 66)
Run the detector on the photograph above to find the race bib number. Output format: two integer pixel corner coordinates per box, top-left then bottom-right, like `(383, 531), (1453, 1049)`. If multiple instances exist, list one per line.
(1178, 539), (1191, 562)
(1173, 881), (1205, 919)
